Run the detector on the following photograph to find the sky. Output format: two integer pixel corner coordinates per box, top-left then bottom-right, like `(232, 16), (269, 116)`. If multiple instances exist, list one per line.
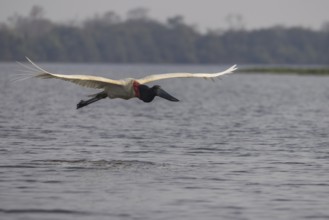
(1, 0), (329, 31)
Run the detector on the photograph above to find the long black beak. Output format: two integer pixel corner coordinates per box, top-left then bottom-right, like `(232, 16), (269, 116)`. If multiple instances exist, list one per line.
(156, 88), (179, 102)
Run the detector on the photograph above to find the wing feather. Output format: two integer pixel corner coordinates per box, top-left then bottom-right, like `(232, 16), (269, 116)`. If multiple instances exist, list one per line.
(136, 65), (237, 84)
(24, 57), (124, 89)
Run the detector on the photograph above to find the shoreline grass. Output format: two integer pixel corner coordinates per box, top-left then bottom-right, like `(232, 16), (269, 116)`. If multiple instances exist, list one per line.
(240, 67), (329, 75)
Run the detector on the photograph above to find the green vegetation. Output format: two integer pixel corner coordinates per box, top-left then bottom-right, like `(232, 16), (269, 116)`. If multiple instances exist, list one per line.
(1, 6), (329, 66)
(240, 67), (329, 75)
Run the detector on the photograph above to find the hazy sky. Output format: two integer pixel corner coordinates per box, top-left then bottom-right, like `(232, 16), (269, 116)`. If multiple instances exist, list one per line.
(1, 0), (329, 30)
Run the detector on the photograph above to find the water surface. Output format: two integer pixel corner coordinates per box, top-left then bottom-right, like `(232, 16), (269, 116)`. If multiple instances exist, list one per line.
(1, 63), (329, 220)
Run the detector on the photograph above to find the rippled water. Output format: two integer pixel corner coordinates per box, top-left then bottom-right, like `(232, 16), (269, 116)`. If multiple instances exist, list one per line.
(1, 62), (329, 220)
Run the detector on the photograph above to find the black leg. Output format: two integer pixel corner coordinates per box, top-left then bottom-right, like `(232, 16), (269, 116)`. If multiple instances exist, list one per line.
(77, 100), (90, 109)
(76, 93), (107, 109)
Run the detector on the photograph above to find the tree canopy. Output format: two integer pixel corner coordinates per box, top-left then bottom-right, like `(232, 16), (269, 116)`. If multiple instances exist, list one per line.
(1, 6), (329, 64)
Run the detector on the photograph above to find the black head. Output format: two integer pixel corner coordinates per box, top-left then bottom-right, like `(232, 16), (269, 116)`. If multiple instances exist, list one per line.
(138, 85), (179, 103)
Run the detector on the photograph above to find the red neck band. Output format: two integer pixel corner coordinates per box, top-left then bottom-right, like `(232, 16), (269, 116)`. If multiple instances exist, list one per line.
(133, 81), (140, 98)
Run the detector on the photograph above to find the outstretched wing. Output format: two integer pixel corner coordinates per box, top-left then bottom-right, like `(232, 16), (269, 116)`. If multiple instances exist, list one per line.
(20, 57), (124, 89)
(136, 65), (237, 84)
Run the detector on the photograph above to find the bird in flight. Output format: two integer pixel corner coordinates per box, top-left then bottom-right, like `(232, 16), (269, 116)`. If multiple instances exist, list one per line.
(19, 57), (237, 109)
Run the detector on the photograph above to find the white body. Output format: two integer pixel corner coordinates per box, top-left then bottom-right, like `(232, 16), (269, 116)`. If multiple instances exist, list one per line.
(105, 78), (136, 100)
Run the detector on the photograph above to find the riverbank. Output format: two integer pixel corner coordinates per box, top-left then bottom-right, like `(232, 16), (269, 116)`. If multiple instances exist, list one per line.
(240, 67), (329, 75)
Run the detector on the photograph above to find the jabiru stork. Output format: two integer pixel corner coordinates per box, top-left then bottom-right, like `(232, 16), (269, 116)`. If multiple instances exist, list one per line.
(18, 57), (237, 109)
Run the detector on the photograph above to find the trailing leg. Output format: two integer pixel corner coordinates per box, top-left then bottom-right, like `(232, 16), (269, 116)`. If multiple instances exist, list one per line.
(76, 92), (107, 109)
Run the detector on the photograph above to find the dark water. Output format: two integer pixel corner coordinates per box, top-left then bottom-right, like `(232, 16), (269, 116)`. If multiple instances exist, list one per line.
(1, 62), (329, 220)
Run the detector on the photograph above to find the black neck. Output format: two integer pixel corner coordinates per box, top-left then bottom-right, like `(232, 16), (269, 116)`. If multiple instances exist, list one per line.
(138, 85), (157, 102)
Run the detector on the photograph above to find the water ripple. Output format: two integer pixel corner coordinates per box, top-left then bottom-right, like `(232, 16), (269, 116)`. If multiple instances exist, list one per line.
(0, 208), (90, 215)
(28, 159), (158, 170)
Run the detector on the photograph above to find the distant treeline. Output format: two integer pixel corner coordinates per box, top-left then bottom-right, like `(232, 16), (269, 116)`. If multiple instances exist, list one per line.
(1, 6), (329, 64)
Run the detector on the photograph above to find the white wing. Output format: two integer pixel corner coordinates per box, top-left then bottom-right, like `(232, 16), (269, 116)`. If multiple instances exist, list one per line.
(136, 65), (237, 84)
(21, 57), (124, 89)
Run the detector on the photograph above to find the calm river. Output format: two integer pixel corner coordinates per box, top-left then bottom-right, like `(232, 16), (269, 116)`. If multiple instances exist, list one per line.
(0, 62), (329, 220)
